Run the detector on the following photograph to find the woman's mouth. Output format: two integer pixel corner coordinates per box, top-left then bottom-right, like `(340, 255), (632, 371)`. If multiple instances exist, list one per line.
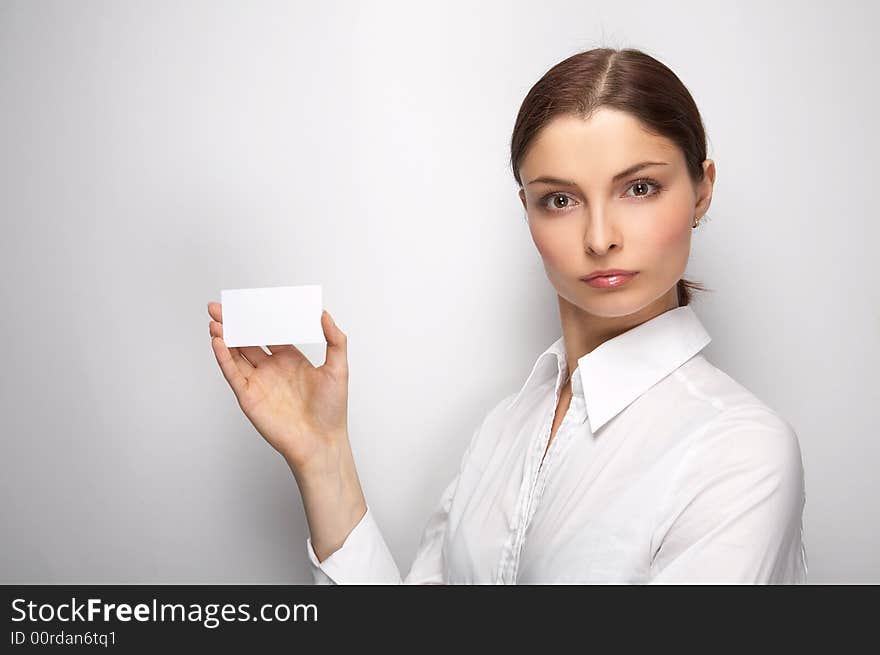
(581, 272), (638, 288)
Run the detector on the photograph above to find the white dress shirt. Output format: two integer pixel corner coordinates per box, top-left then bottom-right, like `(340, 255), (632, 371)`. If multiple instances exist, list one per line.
(305, 305), (808, 584)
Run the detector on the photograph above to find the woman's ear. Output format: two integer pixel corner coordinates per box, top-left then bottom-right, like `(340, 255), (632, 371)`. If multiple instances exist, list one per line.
(695, 159), (716, 217)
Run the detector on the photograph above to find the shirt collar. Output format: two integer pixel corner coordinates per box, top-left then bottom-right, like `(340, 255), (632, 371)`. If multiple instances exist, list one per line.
(506, 305), (712, 432)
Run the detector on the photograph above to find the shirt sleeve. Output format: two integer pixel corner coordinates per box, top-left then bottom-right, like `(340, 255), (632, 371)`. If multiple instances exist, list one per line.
(648, 408), (809, 584)
(304, 414), (489, 585)
(305, 504), (402, 584)
(304, 473), (460, 585)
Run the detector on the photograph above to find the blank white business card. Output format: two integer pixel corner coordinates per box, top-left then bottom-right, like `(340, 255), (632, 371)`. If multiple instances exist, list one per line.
(220, 285), (323, 347)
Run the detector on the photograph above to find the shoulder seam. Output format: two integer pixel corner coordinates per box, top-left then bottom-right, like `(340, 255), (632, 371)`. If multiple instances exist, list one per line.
(672, 358), (727, 411)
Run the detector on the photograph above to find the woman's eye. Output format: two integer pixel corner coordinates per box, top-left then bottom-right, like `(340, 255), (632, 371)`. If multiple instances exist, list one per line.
(539, 193), (577, 212)
(625, 178), (663, 199)
(538, 179), (663, 213)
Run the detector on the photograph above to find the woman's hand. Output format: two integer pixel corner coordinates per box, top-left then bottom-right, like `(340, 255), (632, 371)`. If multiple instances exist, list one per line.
(207, 302), (350, 475)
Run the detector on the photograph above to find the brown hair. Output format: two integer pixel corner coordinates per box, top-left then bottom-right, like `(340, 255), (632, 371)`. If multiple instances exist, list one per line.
(509, 47), (712, 307)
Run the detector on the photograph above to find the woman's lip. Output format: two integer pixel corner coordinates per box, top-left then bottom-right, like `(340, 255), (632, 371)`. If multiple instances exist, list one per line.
(582, 272), (637, 289)
(582, 269), (637, 280)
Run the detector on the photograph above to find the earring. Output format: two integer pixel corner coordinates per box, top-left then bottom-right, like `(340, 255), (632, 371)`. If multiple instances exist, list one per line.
(692, 215), (701, 228)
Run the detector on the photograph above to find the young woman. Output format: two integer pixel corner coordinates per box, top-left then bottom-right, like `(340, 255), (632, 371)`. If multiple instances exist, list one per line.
(207, 47), (807, 584)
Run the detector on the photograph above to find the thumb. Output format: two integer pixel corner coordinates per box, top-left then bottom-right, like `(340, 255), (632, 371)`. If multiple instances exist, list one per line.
(321, 309), (348, 375)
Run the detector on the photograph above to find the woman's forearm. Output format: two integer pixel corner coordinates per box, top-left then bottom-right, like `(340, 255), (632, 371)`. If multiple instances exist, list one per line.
(288, 435), (368, 563)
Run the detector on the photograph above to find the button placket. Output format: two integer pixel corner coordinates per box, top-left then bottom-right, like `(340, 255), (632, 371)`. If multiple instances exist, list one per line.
(497, 402), (555, 584)
(509, 392), (578, 582)
(511, 398), (584, 583)
(501, 366), (573, 584)
(531, 403), (581, 511)
(508, 436), (539, 531)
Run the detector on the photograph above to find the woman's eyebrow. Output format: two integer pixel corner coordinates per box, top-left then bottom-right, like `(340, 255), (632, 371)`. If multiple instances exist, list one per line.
(526, 160), (669, 187)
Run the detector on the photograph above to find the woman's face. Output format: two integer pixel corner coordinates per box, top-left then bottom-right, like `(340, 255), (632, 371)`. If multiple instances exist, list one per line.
(518, 109), (714, 318)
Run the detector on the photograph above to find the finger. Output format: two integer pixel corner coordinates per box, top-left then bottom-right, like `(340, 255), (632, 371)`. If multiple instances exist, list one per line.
(207, 301), (222, 322)
(209, 322), (249, 374)
(229, 346), (256, 375)
(209, 321), (264, 372)
(211, 336), (252, 396)
(265, 343), (312, 373)
(267, 342), (315, 367)
(209, 322), (261, 363)
(208, 312), (267, 365)
(321, 308), (348, 377)
(238, 345), (269, 366)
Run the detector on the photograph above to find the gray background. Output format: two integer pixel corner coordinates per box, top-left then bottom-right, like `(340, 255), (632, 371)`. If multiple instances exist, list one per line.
(1, 0), (877, 583)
